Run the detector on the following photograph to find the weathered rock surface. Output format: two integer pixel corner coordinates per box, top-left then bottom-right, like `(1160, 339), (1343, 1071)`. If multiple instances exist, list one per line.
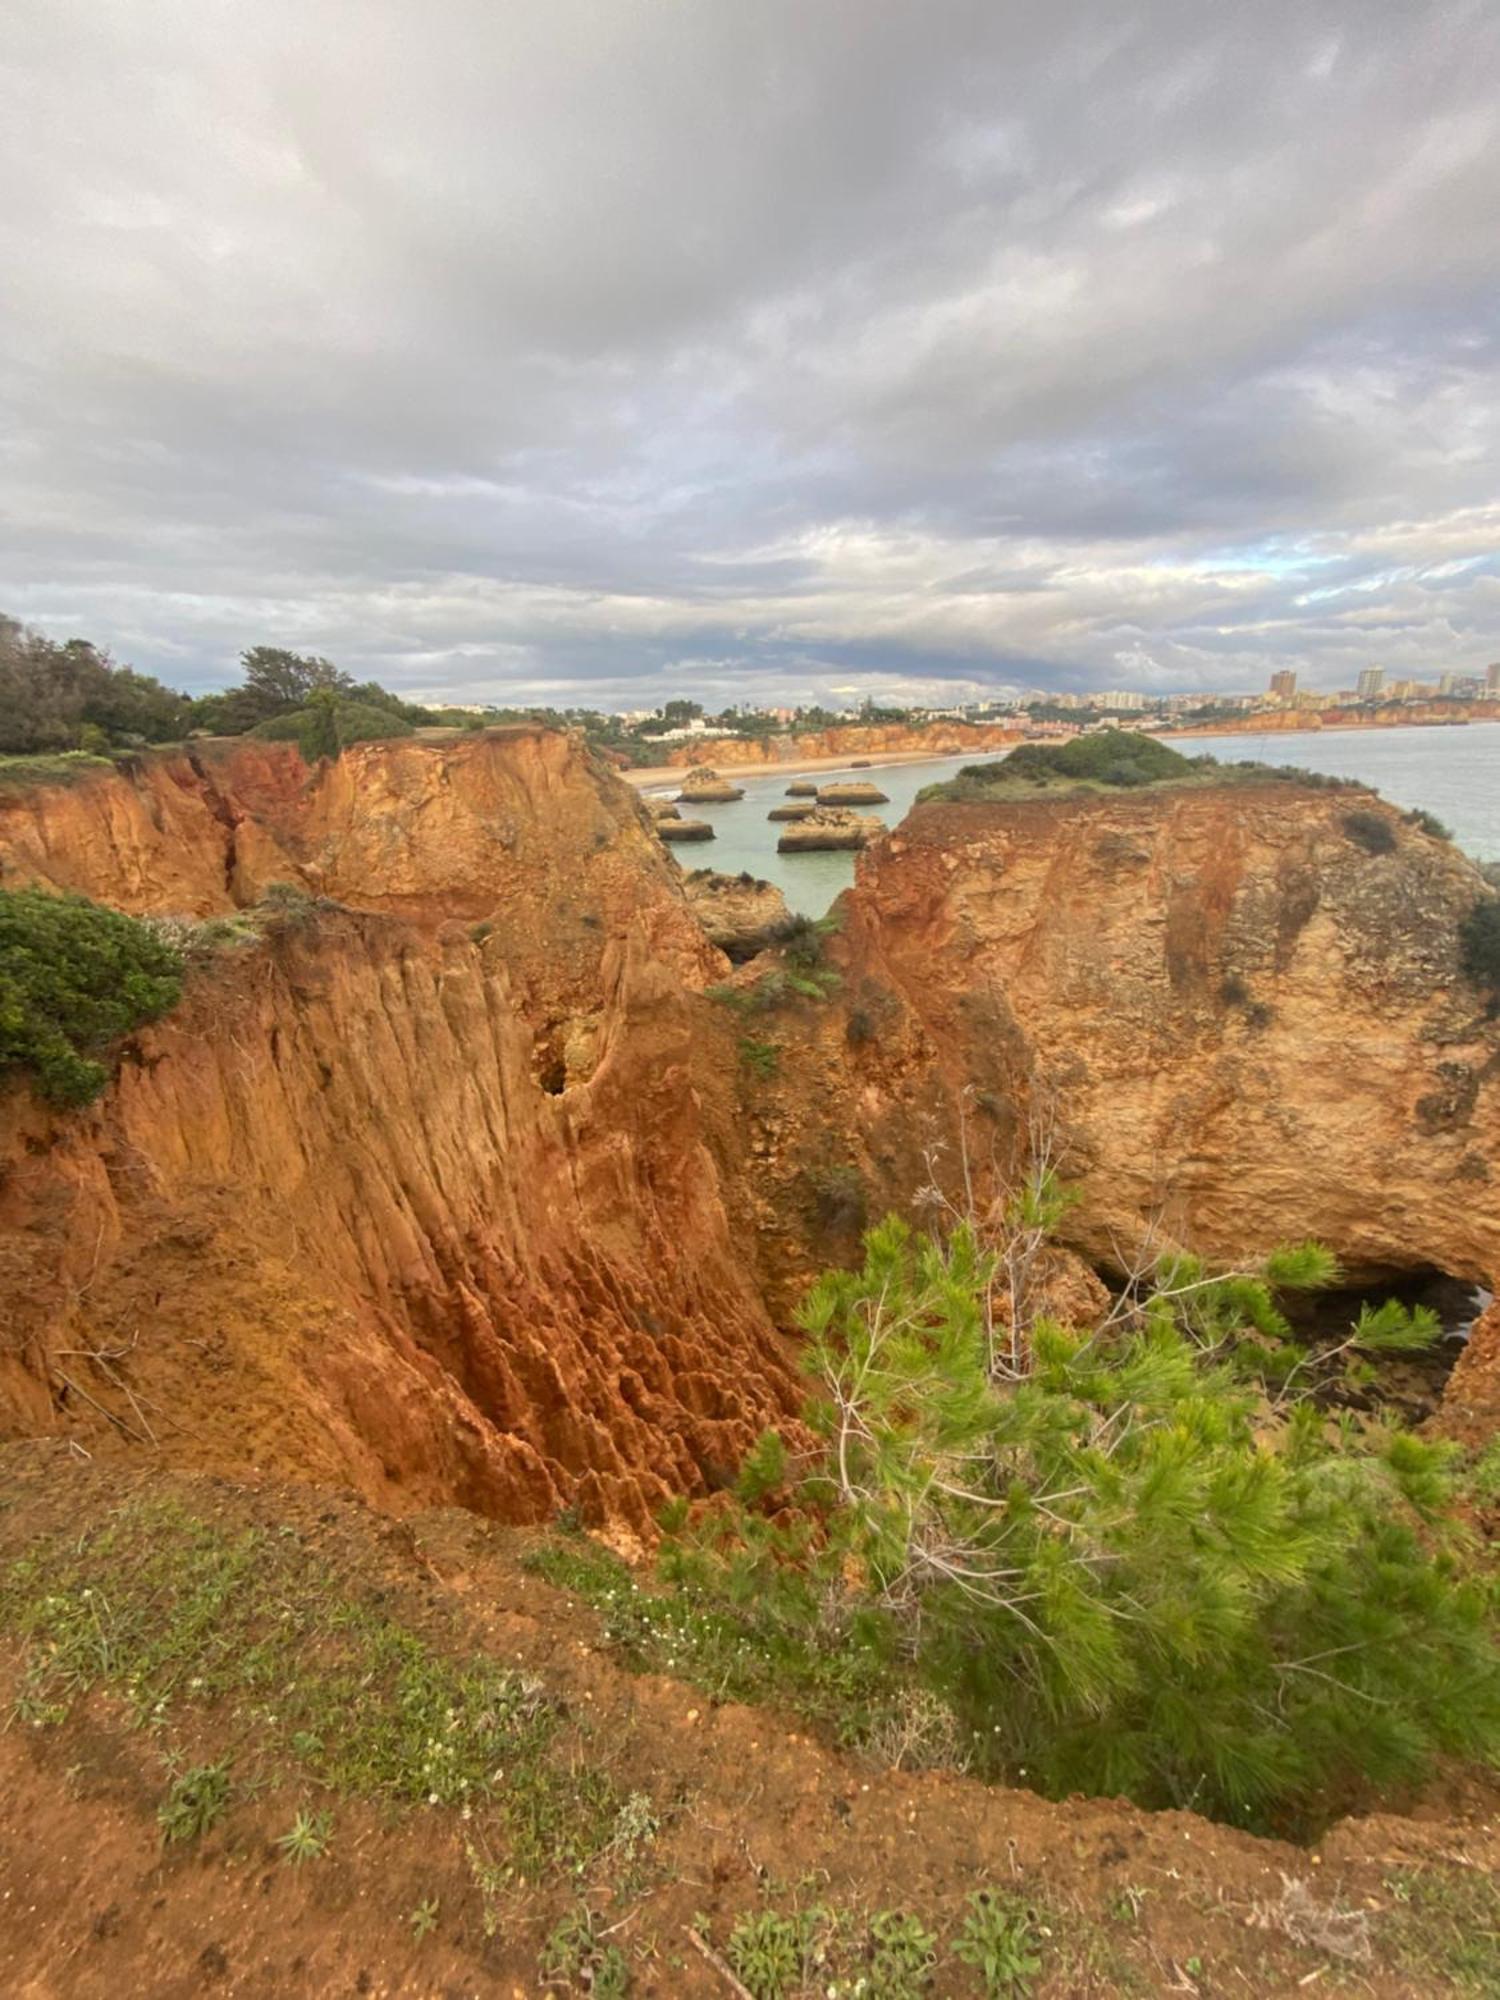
(682, 869), (793, 961)
(768, 802), (818, 821)
(777, 807), (884, 852)
(1436, 1294), (1500, 1446)
(4, 743), (1497, 1535)
(0, 733), (798, 1531)
(785, 781), (820, 797)
(658, 818), (715, 841)
(676, 769), (744, 803)
(822, 781), (1500, 1286)
(647, 798), (681, 821)
(817, 781), (890, 806)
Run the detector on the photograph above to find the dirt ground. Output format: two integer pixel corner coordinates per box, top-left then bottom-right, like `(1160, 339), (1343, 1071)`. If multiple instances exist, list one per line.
(0, 1442), (1496, 1999)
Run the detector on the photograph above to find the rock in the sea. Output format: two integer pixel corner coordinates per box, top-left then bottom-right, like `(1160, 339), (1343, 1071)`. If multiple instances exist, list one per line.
(785, 781), (819, 797)
(817, 781), (890, 806)
(682, 869), (793, 961)
(647, 798), (681, 821)
(768, 802), (818, 821)
(677, 766), (745, 803)
(777, 807), (884, 853)
(658, 817), (716, 842)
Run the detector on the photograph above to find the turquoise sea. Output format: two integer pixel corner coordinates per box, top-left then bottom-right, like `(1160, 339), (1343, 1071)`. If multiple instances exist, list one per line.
(650, 721), (1500, 916)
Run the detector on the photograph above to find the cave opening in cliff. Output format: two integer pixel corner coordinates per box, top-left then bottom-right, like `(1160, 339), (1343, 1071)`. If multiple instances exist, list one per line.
(1280, 1267), (1488, 1425)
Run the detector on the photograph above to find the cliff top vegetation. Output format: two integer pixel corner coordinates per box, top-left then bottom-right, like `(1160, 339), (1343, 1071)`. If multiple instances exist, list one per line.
(917, 729), (1370, 805)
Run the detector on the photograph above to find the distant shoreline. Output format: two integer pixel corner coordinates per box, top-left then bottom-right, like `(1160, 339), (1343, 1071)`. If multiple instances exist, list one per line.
(1162, 716), (1500, 742)
(622, 745), (985, 788)
(625, 714), (1500, 788)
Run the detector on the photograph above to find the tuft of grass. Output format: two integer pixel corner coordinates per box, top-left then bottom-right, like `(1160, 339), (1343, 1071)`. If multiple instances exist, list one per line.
(276, 1807), (333, 1865)
(539, 1905), (632, 1996)
(408, 1896), (440, 1942)
(738, 1035), (780, 1081)
(158, 1760), (233, 1844)
(726, 1909), (809, 1999)
(952, 1890), (1043, 1996)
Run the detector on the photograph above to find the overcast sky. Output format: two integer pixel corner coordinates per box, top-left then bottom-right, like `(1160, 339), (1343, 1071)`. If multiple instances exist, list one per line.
(2, 1), (1498, 709)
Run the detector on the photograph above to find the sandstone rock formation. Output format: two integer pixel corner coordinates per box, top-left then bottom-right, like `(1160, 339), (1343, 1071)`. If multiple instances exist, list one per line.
(676, 768), (744, 803)
(0, 732), (798, 1532)
(785, 781), (819, 797)
(658, 818), (715, 841)
(817, 781), (890, 806)
(682, 869), (793, 961)
(3, 738), (1497, 1538)
(1435, 1294), (1500, 1446)
(820, 780), (1500, 1286)
(647, 798), (681, 821)
(768, 802), (817, 821)
(777, 807), (884, 853)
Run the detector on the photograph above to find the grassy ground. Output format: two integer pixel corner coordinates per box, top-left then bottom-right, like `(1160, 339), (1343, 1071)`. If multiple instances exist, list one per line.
(0, 1447), (1496, 1996)
(0, 750), (121, 790)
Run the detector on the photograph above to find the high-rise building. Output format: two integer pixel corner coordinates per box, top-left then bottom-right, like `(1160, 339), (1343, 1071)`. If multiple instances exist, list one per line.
(1356, 667), (1385, 700)
(1269, 670), (1297, 701)
(1487, 662), (1500, 693)
(1095, 690), (1146, 712)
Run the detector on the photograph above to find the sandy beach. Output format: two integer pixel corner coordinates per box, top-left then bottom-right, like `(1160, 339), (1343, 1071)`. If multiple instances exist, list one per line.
(622, 744), (989, 788)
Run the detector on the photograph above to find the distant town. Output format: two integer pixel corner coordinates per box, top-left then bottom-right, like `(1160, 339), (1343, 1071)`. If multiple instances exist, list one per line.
(424, 659), (1500, 759)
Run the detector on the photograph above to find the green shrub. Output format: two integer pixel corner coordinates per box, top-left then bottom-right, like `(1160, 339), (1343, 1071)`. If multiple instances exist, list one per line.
(250, 695), (414, 762)
(1404, 808), (1452, 841)
(973, 732), (1195, 790)
(0, 887), (184, 1105)
(643, 1210), (1500, 1832)
(1342, 809), (1397, 855)
(738, 1036), (780, 1081)
(1459, 898), (1500, 995)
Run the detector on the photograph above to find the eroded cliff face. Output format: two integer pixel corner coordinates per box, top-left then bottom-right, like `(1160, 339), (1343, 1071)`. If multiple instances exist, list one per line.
(0, 733), (798, 1531)
(755, 780), (1498, 1292)
(4, 742), (1497, 1526)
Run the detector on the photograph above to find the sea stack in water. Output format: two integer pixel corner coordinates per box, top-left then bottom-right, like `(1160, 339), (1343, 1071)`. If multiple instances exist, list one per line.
(658, 817), (715, 842)
(785, 780), (819, 797)
(777, 807), (883, 852)
(647, 798), (681, 821)
(677, 766), (745, 803)
(817, 780), (889, 806)
(768, 801), (818, 821)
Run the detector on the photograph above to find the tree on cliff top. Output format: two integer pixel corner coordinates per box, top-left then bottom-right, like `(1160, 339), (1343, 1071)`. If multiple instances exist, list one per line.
(249, 688), (415, 762)
(0, 887), (184, 1106)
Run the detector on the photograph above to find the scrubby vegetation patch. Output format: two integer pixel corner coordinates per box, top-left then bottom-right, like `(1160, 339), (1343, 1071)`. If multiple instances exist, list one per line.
(0, 886), (184, 1105)
(533, 1191), (1500, 1836)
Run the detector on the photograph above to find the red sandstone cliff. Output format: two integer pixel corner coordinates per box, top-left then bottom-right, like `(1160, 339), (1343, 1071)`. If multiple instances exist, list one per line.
(0, 732), (798, 1531)
(749, 780), (1500, 1293)
(4, 737), (1497, 1527)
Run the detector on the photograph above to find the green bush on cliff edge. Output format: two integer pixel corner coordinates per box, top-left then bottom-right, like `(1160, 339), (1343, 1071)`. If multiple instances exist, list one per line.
(0, 887), (184, 1105)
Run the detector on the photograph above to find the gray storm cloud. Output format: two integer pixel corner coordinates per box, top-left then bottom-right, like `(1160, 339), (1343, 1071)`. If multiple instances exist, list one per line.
(1, 0), (1496, 705)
